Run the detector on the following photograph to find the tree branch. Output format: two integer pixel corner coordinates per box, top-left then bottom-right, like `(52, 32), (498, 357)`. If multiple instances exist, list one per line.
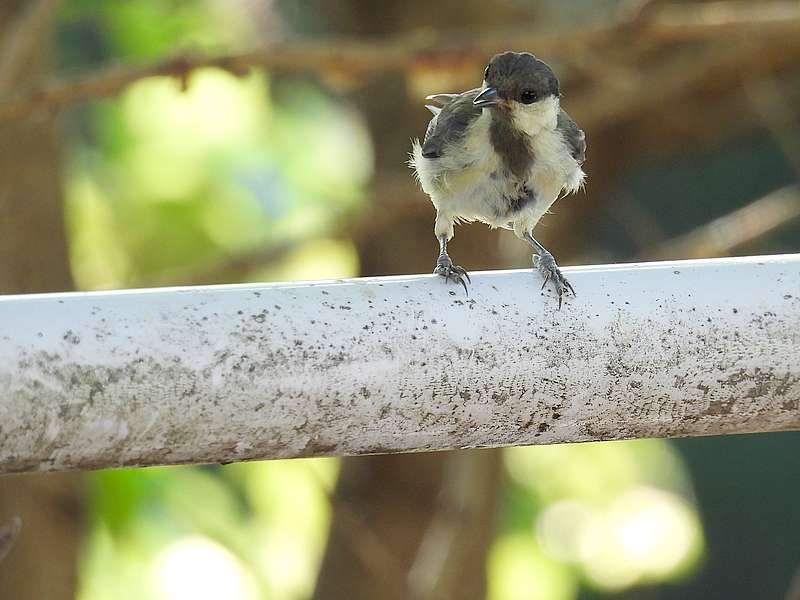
(643, 185), (800, 260)
(0, 0), (63, 98)
(0, 1), (797, 124)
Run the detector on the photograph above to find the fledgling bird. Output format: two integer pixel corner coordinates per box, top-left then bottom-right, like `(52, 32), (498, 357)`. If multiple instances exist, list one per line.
(410, 51), (586, 307)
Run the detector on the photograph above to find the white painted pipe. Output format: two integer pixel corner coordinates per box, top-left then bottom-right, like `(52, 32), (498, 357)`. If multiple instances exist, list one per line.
(1, 254), (799, 473)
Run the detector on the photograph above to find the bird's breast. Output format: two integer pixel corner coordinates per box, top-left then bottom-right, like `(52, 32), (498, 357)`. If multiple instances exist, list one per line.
(413, 109), (582, 227)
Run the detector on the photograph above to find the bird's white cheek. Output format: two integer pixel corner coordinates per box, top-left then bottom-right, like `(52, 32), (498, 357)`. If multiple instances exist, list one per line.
(512, 96), (559, 135)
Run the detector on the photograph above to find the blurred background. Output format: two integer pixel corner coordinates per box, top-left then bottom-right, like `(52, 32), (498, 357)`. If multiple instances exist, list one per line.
(0, 0), (799, 598)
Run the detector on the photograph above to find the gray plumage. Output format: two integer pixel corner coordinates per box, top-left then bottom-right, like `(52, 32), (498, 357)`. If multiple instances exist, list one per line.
(557, 110), (586, 164)
(421, 89), (482, 159)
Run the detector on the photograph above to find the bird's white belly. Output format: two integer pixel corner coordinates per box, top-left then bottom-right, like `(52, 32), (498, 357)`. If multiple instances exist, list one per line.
(439, 158), (518, 227)
(425, 151), (571, 228)
(412, 110), (583, 237)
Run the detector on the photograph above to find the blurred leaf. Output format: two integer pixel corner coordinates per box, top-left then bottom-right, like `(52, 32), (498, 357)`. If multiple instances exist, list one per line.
(90, 467), (173, 536)
(501, 440), (704, 595)
(488, 534), (577, 600)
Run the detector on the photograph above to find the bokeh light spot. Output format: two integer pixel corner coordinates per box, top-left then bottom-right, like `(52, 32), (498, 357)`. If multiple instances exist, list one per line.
(151, 536), (258, 600)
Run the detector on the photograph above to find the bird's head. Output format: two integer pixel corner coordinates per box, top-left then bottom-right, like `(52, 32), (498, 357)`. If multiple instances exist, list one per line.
(474, 52), (560, 133)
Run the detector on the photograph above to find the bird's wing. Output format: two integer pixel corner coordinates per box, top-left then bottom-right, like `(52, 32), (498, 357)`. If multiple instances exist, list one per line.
(424, 93), (461, 106)
(557, 109), (586, 165)
(421, 89), (483, 159)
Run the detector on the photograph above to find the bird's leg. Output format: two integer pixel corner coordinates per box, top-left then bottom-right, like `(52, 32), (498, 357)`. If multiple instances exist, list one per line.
(434, 234), (470, 294)
(523, 232), (575, 309)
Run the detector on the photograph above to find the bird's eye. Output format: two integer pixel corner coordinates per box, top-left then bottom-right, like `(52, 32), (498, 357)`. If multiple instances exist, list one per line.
(484, 66), (490, 80)
(520, 90), (538, 104)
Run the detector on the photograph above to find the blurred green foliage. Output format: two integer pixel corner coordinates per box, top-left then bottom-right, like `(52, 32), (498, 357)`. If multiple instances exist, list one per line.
(59, 1), (371, 289)
(493, 440), (703, 599)
(80, 460), (338, 600)
(65, 69), (370, 287)
(55, 2), (705, 599)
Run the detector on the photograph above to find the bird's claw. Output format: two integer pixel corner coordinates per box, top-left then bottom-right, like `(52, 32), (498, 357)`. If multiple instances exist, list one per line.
(434, 254), (470, 294)
(534, 251), (574, 309)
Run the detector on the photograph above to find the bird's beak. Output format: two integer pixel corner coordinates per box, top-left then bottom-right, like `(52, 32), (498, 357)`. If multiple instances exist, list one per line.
(473, 86), (499, 108)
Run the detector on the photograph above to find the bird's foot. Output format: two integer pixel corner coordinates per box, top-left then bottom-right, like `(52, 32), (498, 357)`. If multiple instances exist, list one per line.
(434, 253), (470, 294)
(534, 250), (575, 309)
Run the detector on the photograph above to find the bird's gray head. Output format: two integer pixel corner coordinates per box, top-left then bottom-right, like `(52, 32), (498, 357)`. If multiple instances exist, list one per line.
(474, 52), (561, 133)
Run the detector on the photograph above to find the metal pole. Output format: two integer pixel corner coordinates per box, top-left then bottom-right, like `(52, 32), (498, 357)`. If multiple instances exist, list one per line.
(1, 254), (799, 473)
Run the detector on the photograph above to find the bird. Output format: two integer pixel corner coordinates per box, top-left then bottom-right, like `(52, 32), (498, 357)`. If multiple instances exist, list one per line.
(410, 51), (586, 307)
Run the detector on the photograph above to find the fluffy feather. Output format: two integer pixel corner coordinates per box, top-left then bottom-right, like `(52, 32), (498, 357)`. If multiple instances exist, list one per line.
(411, 93), (585, 241)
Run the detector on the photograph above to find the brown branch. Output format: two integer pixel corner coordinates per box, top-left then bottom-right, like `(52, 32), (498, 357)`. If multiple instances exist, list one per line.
(571, 30), (800, 134)
(643, 184), (800, 260)
(0, 0), (63, 97)
(407, 451), (500, 600)
(308, 469), (412, 600)
(0, 1), (798, 124)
